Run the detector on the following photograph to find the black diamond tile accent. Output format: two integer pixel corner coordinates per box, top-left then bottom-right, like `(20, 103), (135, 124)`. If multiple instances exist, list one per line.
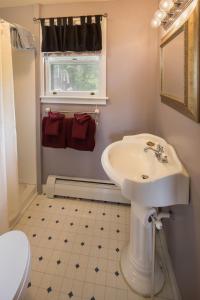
(100, 227), (104, 231)
(70, 222), (74, 226)
(48, 236), (52, 240)
(75, 264), (80, 269)
(91, 297), (95, 300)
(57, 260), (61, 265)
(41, 218), (45, 221)
(47, 287), (52, 293)
(85, 225), (88, 228)
(116, 229), (120, 233)
(117, 214), (120, 218)
(64, 239), (68, 243)
(75, 209), (78, 212)
(98, 245), (102, 249)
(28, 216), (31, 219)
(102, 213), (106, 216)
(36, 203), (39, 206)
(56, 220), (59, 223)
(115, 271), (119, 277)
(116, 248), (120, 253)
(32, 234), (36, 238)
(81, 242), (85, 246)
(68, 291), (73, 298)
(95, 267), (99, 273)
(49, 205), (52, 208)
(27, 282), (31, 288)
(38, 256), (43, 261)
(88, 211), (92, 214)
(61, 207), (65, 210)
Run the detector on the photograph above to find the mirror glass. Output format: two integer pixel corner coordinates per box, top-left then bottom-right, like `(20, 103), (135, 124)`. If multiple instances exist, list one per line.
(162, 30), (185, 103)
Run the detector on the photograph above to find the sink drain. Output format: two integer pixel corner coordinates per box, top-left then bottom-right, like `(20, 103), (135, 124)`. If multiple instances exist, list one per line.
(141, 175), (149, 180)
(146, 141), (155, 147)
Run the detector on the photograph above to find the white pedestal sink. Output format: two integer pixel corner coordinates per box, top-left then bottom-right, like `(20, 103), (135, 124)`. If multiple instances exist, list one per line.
(101, 133), (189, 297)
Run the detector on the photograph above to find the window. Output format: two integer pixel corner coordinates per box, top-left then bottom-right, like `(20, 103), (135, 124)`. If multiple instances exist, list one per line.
(41, 19), (107, 105)
(49, 56), (99, 94)
(45, 54), (104, 97)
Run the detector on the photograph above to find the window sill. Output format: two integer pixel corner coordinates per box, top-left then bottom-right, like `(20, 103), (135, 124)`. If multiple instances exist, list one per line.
(40, 95), (108, 105)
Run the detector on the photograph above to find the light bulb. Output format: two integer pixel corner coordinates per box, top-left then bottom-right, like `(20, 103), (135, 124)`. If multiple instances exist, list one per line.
(154, 9), (167, 20)
(151, 18), (161, 28)
(159, 0), (174, 12)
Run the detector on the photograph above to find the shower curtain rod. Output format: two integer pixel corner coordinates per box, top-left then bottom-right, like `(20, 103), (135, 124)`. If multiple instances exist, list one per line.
(33, 13), (108, 22)
(0, 18), (16, 29)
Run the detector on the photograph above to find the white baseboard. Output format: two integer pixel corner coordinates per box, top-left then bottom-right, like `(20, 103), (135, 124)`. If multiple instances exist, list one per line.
(159, 230), (182, 300)
(10, 185), (37, 229)
(43, 175), (130, 204)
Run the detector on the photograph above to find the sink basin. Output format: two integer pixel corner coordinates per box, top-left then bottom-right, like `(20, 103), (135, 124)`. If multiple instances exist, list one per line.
(102, 133), (189, 207)
(101, 133), (190, 297)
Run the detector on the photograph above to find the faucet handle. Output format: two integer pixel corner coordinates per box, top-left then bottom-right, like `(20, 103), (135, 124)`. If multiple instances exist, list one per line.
(161, 155), (168, 163)
(156, 144), (164, 153)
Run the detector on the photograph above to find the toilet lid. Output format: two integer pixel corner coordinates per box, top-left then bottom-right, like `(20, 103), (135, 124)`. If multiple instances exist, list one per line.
(0, 230), (30, 300)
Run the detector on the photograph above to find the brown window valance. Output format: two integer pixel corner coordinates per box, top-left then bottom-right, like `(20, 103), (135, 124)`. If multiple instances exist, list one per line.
(40, 15), (103, 52)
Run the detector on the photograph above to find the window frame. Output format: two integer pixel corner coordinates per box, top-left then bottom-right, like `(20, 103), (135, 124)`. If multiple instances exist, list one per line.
(45, 54), (103, 97)
(40, 18), (108, 105)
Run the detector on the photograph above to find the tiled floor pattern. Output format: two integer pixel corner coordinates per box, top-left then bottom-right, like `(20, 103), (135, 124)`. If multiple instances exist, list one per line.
(14, 195), (174, 300)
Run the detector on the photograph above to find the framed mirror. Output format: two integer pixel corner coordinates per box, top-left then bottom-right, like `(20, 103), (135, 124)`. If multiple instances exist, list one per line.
(160, 4), (200, 122)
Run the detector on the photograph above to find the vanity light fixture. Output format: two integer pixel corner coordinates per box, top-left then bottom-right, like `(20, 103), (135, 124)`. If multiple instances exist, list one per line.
(159, 0), (174, 12)
(151, 0), (197, 29)
(154, 10), (167, 20)
(151, 9), (167, 27)
(151, 18), (162, 28)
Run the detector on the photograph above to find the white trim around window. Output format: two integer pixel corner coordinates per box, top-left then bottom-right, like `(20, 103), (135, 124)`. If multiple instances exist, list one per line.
(40, 95), (108, 105)
(40, 18), (108, 105)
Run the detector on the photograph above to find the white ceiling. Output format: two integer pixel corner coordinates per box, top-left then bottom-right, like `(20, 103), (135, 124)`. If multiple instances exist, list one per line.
(0, 0), (109, 8)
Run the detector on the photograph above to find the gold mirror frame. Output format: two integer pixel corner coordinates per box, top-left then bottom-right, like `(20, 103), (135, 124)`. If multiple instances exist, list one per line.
(160, 3), (200, 122)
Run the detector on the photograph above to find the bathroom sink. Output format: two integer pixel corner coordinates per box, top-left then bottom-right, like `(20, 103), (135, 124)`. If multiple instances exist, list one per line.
(101, 133), (189, 207)
(102, 133), (189, 296)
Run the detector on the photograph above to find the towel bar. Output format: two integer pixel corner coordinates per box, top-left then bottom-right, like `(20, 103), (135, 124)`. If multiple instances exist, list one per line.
(45, 107), (100, 115)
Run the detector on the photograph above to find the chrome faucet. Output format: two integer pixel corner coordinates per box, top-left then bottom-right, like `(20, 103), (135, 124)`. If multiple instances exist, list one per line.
(144, 144), (168, 163)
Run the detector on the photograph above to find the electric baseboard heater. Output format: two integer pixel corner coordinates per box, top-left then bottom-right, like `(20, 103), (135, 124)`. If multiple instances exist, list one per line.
(45, 175), (130, 204)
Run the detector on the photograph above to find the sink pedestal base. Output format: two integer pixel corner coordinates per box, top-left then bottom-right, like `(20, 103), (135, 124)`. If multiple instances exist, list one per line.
(120, 203), (164, 297)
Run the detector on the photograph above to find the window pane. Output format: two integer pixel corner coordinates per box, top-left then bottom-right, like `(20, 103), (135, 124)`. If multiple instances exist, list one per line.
(49, 56), (100, 93)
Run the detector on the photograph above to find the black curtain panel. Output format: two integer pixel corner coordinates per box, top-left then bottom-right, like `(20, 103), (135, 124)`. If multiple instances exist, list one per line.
(41, 15), (102, 52)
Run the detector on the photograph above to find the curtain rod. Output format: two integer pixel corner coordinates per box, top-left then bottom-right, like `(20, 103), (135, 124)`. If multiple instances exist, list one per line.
(33, 13), (107, 22)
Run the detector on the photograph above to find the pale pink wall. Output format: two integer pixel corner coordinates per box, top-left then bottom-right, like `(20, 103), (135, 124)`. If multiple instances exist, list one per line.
(0, 1), (159, 181)
(0, 5), (34, 31)
(155, 15), (200, 296)
(155, 9), (200, 299)
(155, 102), (200, 300)
(40, 0), (158, 182)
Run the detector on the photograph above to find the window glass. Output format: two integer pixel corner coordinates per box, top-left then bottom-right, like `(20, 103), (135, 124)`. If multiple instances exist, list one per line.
(46, 55), (101, 95)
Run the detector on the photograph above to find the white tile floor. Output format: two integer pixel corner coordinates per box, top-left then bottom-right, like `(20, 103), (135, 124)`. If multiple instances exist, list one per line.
(14, 195), (174, 300)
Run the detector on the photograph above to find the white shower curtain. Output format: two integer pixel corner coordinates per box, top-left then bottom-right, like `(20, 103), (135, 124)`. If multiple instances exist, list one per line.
(0, 22), (19, 233)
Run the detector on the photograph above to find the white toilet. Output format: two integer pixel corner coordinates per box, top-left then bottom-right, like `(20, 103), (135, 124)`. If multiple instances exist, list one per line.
(0, 230), (31, 300)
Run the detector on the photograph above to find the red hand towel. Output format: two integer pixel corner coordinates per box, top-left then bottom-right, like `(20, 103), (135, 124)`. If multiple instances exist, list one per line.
(66, 117), (96, 151)
(48, 112), (65, 121)
(42, 117), (67, 148)
(72, 113), (91, 140)
(74, 113), (91, 123)
(45, 112), (65, 136)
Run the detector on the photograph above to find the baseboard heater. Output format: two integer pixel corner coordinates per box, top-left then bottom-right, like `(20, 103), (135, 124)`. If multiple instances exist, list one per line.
(44, 175), (130, 204)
